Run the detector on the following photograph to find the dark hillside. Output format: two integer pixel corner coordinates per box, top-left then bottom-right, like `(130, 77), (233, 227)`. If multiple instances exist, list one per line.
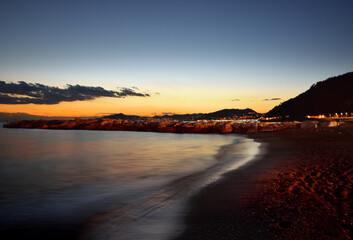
(267, 72), (353, 119)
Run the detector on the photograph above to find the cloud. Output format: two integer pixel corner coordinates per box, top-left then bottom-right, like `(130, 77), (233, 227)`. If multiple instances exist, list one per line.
(0, 81), (150, 104)
(231, 99), (240, 102)
(263, 98), (281, 101)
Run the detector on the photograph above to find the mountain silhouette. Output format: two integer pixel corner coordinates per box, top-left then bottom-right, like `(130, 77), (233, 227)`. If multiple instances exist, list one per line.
(0, 112), (74, 122)
(267, 72), (353, 119)
(104, 108), (259, 121)
(194, 108), (258, 120)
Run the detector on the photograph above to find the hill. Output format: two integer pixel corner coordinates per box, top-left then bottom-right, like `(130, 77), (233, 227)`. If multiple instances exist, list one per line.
(267, 72), (353, 119)
(195, 108), (258, 120)
(0, 112), (74, 122)
(103, 108), (259, 121)
(102, 113), (144, 121)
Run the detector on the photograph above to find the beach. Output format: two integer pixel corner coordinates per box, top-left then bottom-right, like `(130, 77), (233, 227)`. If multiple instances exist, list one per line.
(1, 122), (352, 239)
(175, 122), (353, 240)
(2, 1), (353, 239)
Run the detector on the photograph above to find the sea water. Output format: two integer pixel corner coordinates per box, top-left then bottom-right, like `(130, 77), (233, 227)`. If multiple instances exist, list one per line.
(0, 125), (260, 240)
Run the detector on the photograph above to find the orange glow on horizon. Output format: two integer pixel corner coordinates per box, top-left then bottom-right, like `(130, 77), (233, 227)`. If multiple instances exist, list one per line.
(0, 90), (289, 117)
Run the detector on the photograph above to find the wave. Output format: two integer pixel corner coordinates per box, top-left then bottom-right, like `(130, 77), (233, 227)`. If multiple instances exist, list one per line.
(79, 135), (261, 240)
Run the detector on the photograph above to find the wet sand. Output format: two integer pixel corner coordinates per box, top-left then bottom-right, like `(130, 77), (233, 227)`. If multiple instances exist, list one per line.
(175, 123), (353, 240)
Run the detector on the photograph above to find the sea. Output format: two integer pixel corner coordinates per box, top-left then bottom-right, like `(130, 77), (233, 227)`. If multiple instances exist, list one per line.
(0, 124), (261, 240)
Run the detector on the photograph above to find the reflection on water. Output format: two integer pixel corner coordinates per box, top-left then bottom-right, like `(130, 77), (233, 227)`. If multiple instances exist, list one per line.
(82, 135), (261, 240)
(0, 126), (241, 239)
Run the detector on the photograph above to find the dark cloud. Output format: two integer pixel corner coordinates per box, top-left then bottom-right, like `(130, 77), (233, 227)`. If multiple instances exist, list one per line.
(231, 99), (240, 102)
(263, 98), (281, 101)
(162, 112), (175, 115)
(0, 81), (150, 104)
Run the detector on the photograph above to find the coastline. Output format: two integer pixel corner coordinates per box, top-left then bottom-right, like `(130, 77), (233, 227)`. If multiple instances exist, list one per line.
(79, 135), (261, 240)
(174, 124), (353, 239)
(3, 120), (352, 239)
(173, 129), (294, 240)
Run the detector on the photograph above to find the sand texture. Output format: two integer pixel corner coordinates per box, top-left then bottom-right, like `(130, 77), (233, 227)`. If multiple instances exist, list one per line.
(175, 123), (353, 240)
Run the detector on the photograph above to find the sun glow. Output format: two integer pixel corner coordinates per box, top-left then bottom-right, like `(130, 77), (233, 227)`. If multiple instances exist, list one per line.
(0, 90), (286, 117)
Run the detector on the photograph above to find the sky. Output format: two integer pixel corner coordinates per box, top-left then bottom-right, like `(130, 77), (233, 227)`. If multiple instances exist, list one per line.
(0, 0), (353, 117)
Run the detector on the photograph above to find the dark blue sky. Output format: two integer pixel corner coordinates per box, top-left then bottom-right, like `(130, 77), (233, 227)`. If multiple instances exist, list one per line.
(1, 0), (353, 115)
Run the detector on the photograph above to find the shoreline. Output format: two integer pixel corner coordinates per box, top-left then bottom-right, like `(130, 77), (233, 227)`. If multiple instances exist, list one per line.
(3, 120), (352, 239)
(174, 124), (353, 239)
(173, 129), (294, 240)
(79, 134), (261, 240)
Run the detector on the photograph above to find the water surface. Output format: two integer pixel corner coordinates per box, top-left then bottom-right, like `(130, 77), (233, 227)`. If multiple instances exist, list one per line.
(0, 125), (260, 239)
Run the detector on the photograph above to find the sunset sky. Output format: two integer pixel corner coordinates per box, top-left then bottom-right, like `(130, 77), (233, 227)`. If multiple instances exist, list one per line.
(1, 0), (353, 117)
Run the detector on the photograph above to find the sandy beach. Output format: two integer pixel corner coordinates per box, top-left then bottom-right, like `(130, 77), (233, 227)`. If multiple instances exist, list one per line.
(175, 122), (353, 240)
(2, 121), (352, 240)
